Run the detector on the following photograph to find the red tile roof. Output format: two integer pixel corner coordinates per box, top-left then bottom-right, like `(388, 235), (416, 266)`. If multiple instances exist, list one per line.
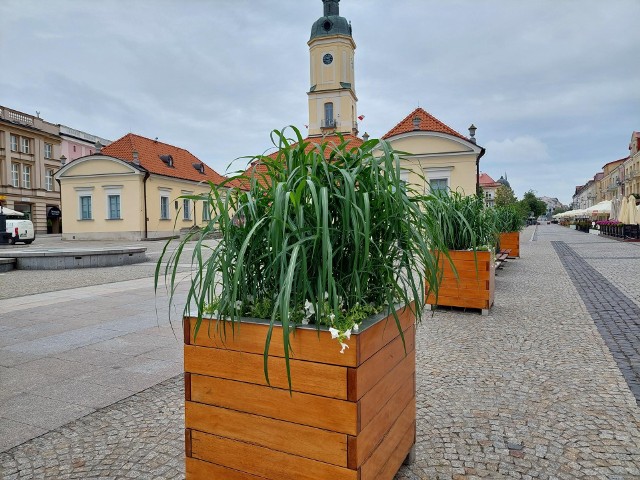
(102, 133), (228, 185)
(382, 107), (468, 141)
(242, 134), (365, 183)
(478, 172), (501, 188)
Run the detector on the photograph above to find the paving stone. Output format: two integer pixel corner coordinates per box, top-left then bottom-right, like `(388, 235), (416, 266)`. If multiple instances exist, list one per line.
(1, 227), (640, 478)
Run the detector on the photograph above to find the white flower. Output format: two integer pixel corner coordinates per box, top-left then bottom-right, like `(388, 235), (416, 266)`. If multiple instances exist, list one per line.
(301, 317), (310, 325)
(353, 323), (359, 332)
(246, 295), (254, 304)
(339, 341), (349, 354)
(329, 327), (339, 339)
(235, 300), (243, 310)
(324, 291), (329, 300)
(329, 313), (335, 322)
(343, 328), (351, 340)
(304, 299), (315, 316)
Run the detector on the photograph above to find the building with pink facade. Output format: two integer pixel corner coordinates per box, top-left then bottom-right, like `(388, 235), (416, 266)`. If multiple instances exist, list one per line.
(59, 125), (111, 164)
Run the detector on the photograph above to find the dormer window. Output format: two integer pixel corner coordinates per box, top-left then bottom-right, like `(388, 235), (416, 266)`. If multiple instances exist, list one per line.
(192, 162), (205, 174)
(159, 154), (174, 167)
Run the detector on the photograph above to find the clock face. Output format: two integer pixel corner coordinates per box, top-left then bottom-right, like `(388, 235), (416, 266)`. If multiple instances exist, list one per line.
(323, 53), (333, 65)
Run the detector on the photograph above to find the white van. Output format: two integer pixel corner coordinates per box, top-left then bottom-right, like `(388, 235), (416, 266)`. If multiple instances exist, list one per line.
(5, 216), (35, 244)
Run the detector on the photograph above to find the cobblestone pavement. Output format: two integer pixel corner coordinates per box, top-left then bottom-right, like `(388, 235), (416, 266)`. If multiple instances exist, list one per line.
(1, 225), (640, 479)
(0, 235), (197, 300)
(553, 240), (640, 402)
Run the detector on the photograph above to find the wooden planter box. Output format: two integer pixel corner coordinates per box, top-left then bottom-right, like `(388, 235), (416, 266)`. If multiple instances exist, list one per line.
(498, 231), (520, 258)
(426, 250), (495, 314)
(183, 304), (416, 480)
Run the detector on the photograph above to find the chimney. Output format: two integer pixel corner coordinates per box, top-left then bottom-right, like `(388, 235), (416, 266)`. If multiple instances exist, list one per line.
(468, 124), (477, 144)
(362, 132), (369, 142)
(94, 140), (103, 153)
(412, 116), (421, 130)
(132, 150), (139, 165)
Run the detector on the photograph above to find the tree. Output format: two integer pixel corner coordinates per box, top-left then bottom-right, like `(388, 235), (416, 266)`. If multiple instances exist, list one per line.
(494, 185), (518, 207)
(519, 190), (548, 218)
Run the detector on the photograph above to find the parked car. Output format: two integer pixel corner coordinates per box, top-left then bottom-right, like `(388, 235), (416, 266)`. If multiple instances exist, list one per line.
(4, 216), (35, 244)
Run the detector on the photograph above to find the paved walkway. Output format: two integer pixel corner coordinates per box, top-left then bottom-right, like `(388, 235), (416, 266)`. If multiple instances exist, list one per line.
(1, 225), (640, 479)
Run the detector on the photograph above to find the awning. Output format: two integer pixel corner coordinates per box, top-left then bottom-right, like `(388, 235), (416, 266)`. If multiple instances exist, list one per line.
(47, 206), (62, 218)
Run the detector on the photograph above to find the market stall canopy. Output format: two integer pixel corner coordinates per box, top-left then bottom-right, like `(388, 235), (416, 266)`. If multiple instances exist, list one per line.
(617, 196), (629, 224)
(626, 196), (640, 225)
(610, 197), (621, 220)
(584, 200), (612, 215)
(0, 206), (24, 216)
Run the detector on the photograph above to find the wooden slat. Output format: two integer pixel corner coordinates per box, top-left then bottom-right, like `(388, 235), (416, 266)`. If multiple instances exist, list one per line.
(436, 277), (491, 290)
(190, 430), (358, 480)
(184, 372), (192, 401)
(435, 249), (493, 260)
(430, 285), (492, 300)
(189, 374), (358, 435)
(186, 457), (267, 480)
(348, 325), (414, 401)
(357, 304), (415, 365)
(359, 403), (416, 480)
(185, 345), (348, 399)
(499, 232), (520, 257)
(428, 294), (491, 310)
(435, 266), (491, 281)
(185, 428), (192, 458)
(186, 317), (358, 367)
(359, 350), (415, 430)
(349, 371), (414, 467)
(185, 401), (348, 466)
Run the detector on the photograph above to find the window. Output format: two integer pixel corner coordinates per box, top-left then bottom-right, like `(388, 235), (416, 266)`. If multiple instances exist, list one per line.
(183, 199), (191, 220)
(80, 196), (92, 220)
(20, 137), (30, 154)
(202, 201), (211, 221)
(107, 195), (121, 219)
(324, 102), (333, 122)
(22, 165), (31, 188)
(10, 135), (17, 152)
(160, 195), (170, 220)
(45, 169), (54, 191)
(11, 163), (20, 187)
(44, 143), (53, 159)
(429, 178), (448, 192)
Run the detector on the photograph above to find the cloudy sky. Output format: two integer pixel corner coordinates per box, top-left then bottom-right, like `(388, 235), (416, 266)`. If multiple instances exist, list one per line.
(2, 0), (639, 204)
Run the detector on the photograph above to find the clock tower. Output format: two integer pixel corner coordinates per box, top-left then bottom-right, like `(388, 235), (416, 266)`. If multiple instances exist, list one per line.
(307, 0), (358, 137)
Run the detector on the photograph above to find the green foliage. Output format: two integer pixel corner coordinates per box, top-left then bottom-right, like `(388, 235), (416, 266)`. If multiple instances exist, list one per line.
(519, 190), (547, 218)
(423, 190), (498, 251)
(494, 185), (518, 207)
(494, 205), (524, 233)
(156, 126), (452, 387)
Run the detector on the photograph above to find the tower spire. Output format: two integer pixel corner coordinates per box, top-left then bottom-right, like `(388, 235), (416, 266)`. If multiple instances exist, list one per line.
(323, 0), (340, 16)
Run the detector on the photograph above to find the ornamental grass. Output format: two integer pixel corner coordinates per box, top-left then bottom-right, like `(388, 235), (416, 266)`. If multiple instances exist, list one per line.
(156, 127), (458, 386)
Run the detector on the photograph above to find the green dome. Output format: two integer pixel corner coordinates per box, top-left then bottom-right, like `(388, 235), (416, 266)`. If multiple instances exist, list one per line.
(310, 1), (352, 41)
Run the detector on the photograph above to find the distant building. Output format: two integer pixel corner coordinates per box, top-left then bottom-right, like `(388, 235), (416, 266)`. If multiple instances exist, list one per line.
(59, 125), (111, 163)
(55, 133), (229, 240)
(539, 196), (568, 214)
(623, 131), (640, 197)
(0, 105), (62, 234)
(478, 172), (502, 207)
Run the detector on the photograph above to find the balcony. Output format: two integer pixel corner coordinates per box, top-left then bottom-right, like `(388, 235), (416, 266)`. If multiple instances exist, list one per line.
(0, 106), (35, 127)
(321, 118), (336, 129)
